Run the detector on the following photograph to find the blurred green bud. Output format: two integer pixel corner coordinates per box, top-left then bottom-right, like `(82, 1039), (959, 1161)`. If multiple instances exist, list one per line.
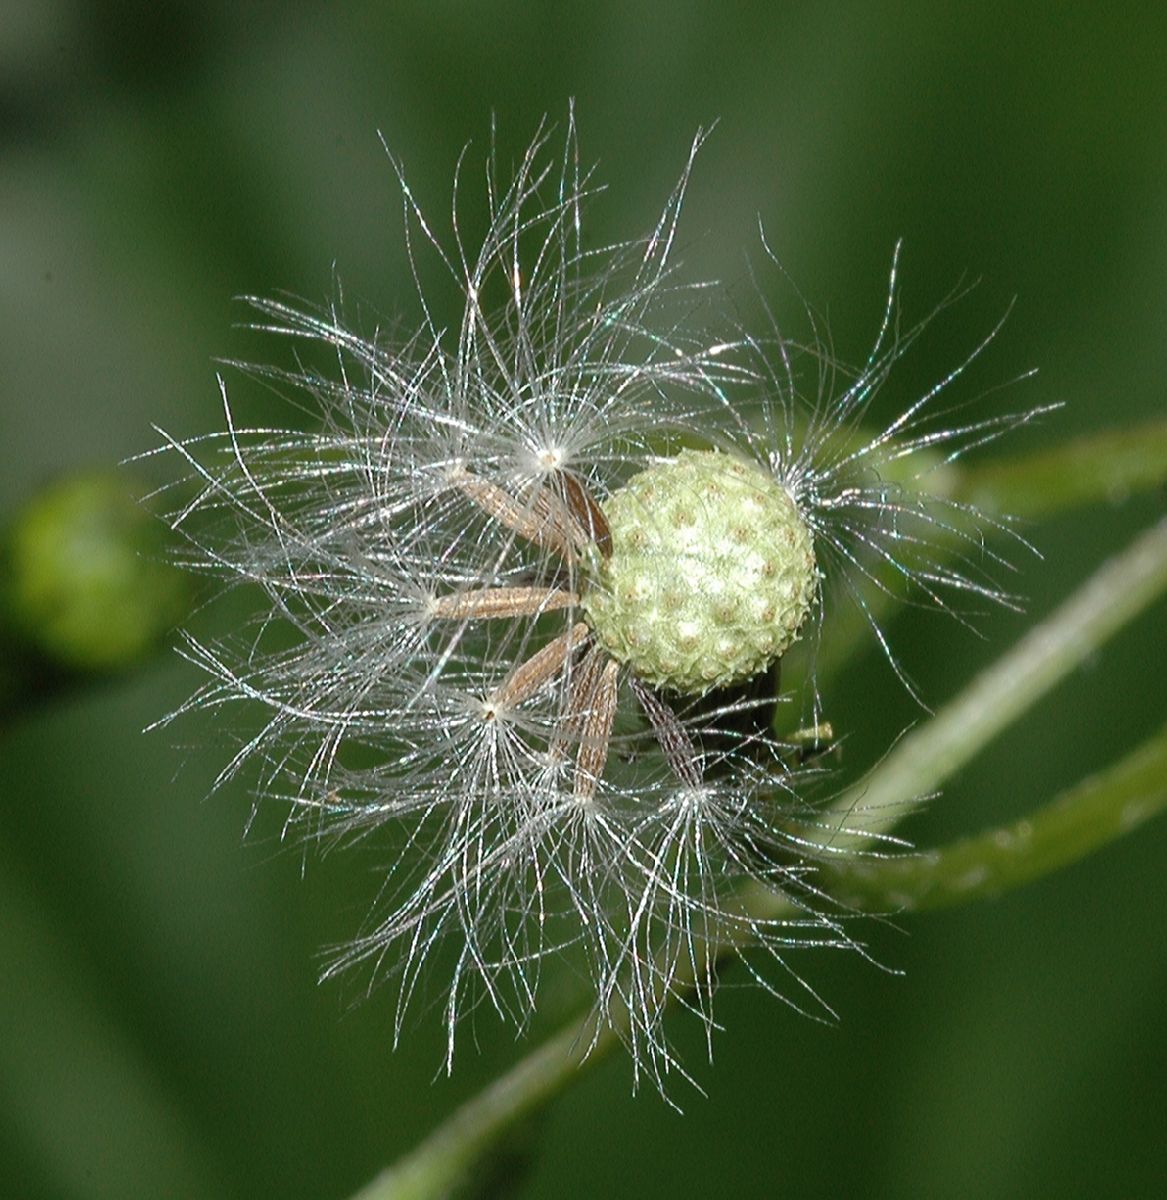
(1, 473), (190, 672)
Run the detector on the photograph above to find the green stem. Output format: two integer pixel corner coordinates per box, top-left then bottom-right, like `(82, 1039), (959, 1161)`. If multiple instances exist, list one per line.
(349, 1016), (616, 1200)
(352, 516), (1167, 1200)
(823, 717), (1167, 912)
(952, 416), (1167, 520)
(792, 418), (1167, 692)
(821, 514), (1167, 845)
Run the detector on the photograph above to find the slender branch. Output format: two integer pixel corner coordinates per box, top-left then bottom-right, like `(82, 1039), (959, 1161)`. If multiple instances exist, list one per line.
(823, 717), (1167, 912)
(349, 1016), (617, 1200)
(787, 418), (1167, 695)
(820, 514), (1167, 846)
(952, 416), (1167, 520)
(350, 516), (1167, 1200)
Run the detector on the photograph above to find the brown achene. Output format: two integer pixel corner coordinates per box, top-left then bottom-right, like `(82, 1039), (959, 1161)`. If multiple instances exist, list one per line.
(435, 469), (704, 802)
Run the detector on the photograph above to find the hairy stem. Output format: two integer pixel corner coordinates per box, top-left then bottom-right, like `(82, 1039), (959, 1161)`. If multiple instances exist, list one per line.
(788, 418), (1167, 695)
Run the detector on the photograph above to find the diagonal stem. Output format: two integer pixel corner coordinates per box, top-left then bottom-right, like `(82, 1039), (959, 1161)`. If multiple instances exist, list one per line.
(818, 514), (1167, 848)
(952, 416), (1167, 520)
(821, 716), (1167, 912)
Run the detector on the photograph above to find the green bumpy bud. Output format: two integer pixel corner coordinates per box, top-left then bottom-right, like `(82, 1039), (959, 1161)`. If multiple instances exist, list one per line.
(583, 449), (817, 695)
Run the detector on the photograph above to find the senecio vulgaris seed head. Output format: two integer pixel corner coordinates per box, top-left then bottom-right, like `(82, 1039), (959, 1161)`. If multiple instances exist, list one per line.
(149, 111), (1048, 1091)
(584, 449), (816, 694)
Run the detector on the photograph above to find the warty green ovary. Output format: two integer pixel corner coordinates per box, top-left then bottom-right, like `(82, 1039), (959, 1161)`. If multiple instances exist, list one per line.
(582, 449), (817, 695)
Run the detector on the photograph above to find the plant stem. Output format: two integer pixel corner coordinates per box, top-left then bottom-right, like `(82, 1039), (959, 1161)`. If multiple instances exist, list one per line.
(952, 416), (1167, 520)
(823, 717), (1167, 912)
(349, 1016), (616, 1200)
(820, 514), (1167, 845)
(352, 516), (1167, 1200)
(793, 418), (1167, 693)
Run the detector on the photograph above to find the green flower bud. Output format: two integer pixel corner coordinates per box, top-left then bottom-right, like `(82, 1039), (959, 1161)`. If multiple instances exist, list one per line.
(1, 473), (190, 671)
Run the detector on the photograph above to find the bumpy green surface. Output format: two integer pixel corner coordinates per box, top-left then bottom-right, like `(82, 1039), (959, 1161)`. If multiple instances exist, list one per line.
(583, 449), (816, 694)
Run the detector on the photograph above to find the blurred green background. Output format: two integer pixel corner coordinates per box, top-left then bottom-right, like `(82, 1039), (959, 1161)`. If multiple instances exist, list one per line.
(2, 2), (1165, 1197)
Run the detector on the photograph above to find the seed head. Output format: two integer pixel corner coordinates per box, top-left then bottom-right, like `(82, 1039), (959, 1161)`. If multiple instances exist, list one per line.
(583, 449), (816, 693)
(148, 114), (1047, 1089)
